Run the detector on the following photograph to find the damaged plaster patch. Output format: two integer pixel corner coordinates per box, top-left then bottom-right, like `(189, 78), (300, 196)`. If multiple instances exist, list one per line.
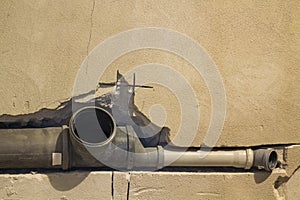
(0, 73), (170, 148)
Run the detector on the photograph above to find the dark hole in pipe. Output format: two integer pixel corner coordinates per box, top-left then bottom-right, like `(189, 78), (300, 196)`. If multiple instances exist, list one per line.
(71, 107), (115, 144)
(268, 151), (278, 170)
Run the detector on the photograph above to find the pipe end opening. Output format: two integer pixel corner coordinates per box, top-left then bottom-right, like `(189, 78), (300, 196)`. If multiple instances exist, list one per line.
(267, 150), (278, 171)
(70, 107), (116, 145)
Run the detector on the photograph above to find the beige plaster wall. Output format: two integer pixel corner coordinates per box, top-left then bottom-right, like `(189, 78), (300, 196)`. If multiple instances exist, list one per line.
(0, 0), (299, 147)
(0, 2), (300, 199)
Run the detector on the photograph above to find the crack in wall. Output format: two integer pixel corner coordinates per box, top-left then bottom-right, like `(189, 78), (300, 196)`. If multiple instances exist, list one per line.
(111, 171), (114, 200)
(126, 172), (131, 200)
(86, 0), (95, 74)
(87, 0), (95, 57)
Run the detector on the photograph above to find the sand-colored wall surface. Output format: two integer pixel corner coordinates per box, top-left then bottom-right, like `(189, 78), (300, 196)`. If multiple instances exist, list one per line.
(1, 0), (299, 147)
(0, 1), (300, 199)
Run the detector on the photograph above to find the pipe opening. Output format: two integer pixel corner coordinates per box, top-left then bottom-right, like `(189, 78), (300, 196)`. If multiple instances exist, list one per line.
(268, 150), (278, 170)
(70, 107), (116, 145)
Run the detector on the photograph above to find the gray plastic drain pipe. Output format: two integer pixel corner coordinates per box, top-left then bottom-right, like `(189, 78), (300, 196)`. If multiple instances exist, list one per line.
(164, 149), (278, 171)
(0, 107), (278, 171)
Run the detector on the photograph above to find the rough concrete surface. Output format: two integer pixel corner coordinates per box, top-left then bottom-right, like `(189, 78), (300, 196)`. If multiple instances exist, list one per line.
(284, 145), (300, 176)
(0, 0), (299, 147)
(123, 170), (288, 200)
(0, 171), (112, 200)
(286, 168), (300, 200)
(0, 169), (297, 200)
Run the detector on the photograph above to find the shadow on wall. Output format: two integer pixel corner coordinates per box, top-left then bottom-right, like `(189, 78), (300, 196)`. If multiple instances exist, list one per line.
(47, 171), (91, 191)
(48, 170), (274, 192)
(0, 167), (274, 192)
(254, 171), (272, 184)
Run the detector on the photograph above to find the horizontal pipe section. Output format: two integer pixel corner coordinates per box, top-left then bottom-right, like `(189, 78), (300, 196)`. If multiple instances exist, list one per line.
(0, 127), (277, 171)
(0, 128), (63, 169)
(164, 149), (253, 169)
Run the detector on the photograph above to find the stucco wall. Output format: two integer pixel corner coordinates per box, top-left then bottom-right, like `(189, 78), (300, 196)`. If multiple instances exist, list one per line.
(0, 1), (299, 199)
(1, 0), (299, 147)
